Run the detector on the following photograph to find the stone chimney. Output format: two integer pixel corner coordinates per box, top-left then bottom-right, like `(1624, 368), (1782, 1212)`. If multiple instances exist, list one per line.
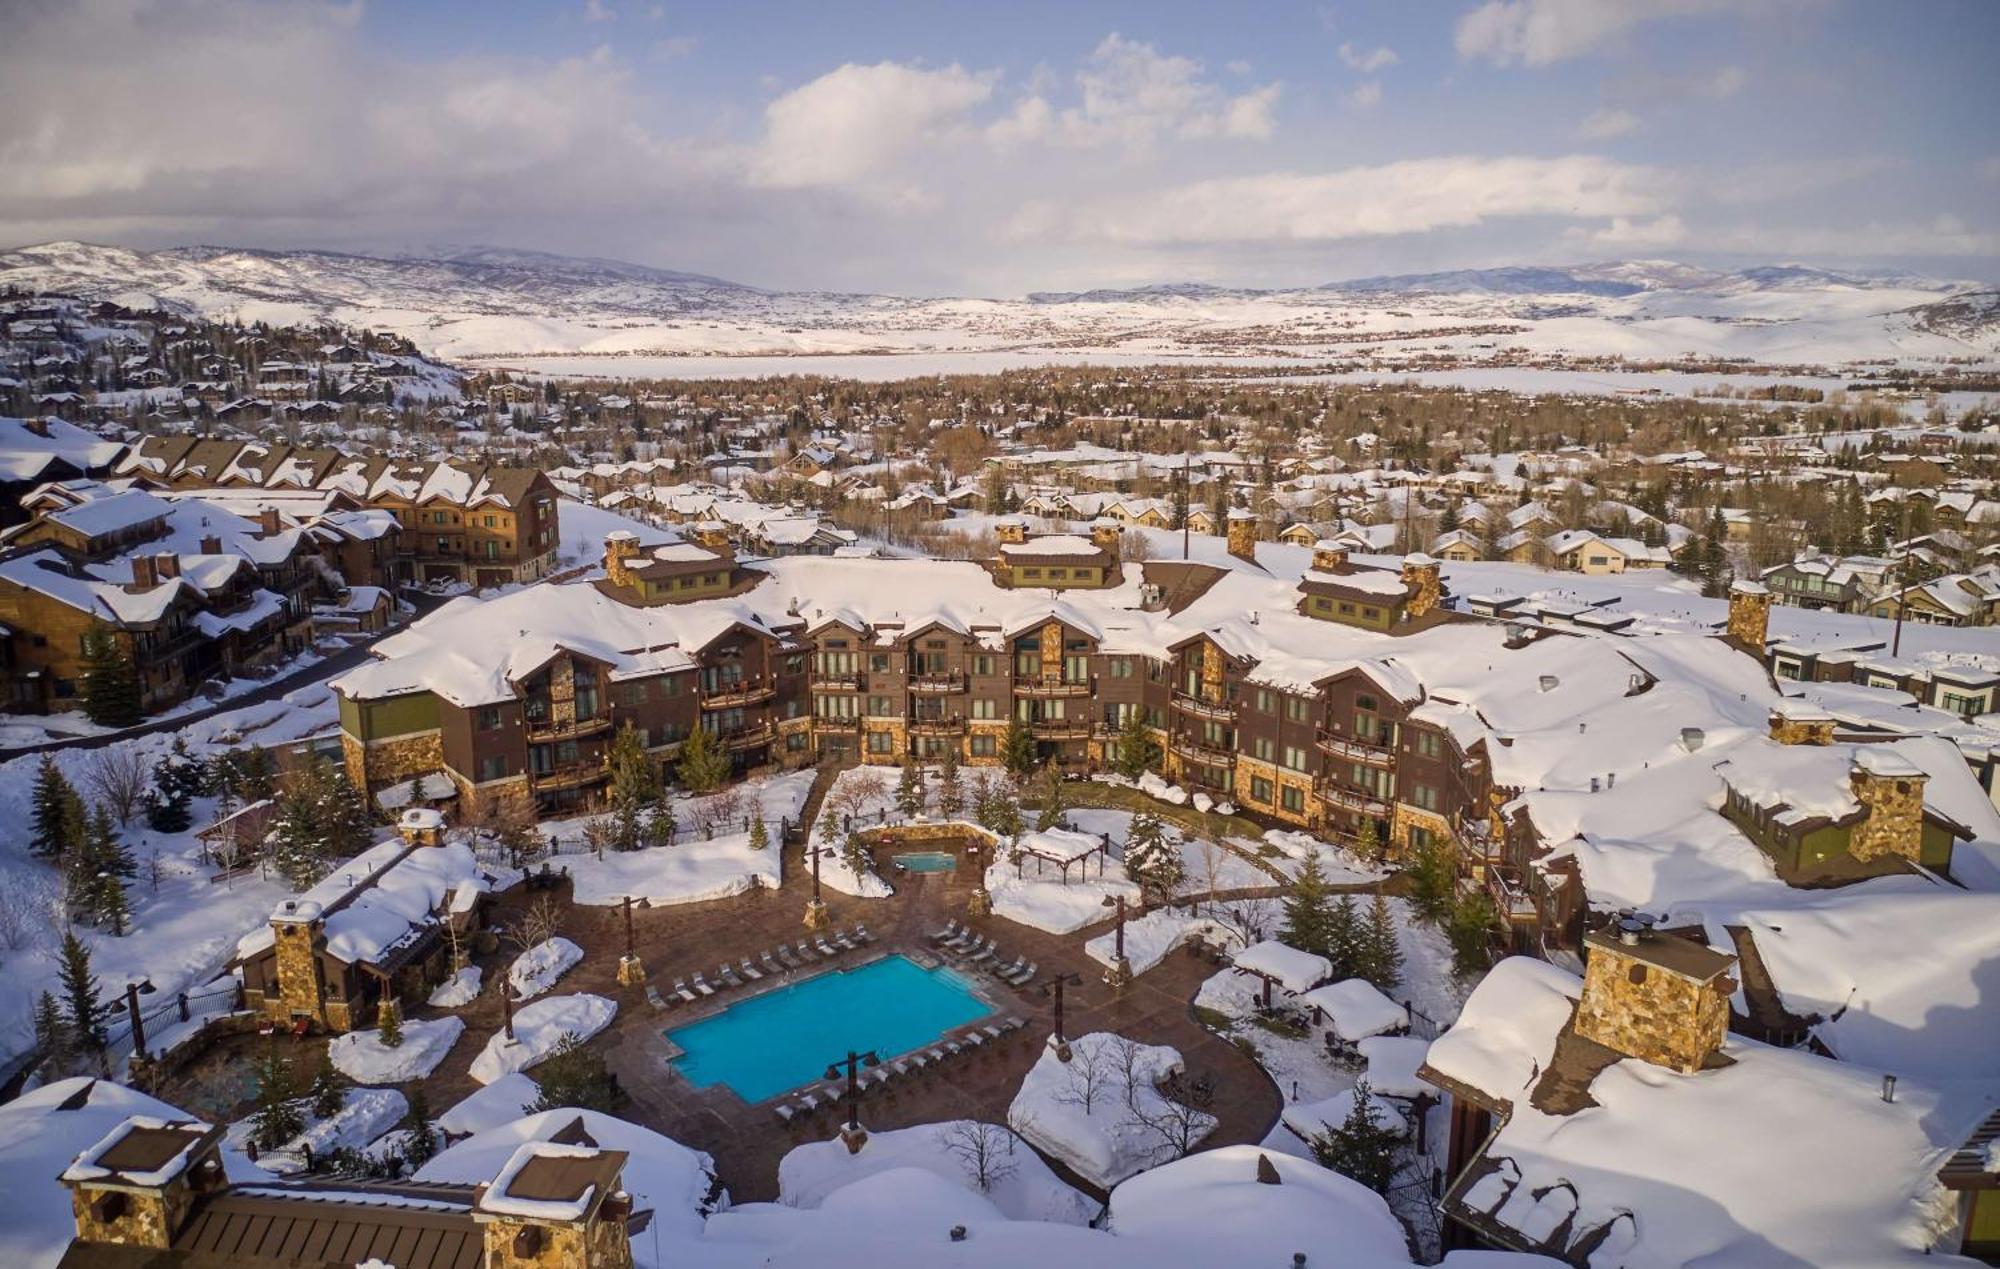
(1574, 920), (1735, 1075)
(1849, 747), (1928, 864)
(268, 898), (330, 1028)
(1089, 517), (1122, 556)
(131, 556), (158, 589)
(994, 516), (1028, 546)
(154, 553), (180, 581)
(1310, 540), (1350, 573)
(475, 1141), (634, 1269)
(1400, 552), (1442, 619)
(603, 530), (640, 588)
(398, 806), (447, 848)
(1726, 579), (1772, 652)
(199, 535), (222, 556)
(1768, 701), (1836, 746)
(23, 417), (50, 438)
(692, 520), (730, 551)
(63, 1118), (225, 1253)
(259, 507), (282, 536)
(1225, 510), (1258, 565)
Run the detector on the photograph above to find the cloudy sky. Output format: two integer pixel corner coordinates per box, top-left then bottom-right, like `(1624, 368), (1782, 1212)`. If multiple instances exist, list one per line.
(3, 0), (1996, 294)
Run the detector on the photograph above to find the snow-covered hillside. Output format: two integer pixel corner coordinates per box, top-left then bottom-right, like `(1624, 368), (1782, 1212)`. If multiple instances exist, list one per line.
(2, 242), (1993, 374)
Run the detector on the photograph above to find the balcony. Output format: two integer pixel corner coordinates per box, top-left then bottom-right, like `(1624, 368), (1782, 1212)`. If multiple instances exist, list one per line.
(1169, 735), (1236, 769)
(1030, 719), (1096, 741)
(1171, 691), (1236, 722)
(1315, 730), (1396, 766)
(716, 720), (776, 751)
(809, 672), (863, 692)
(526, 714), (612, 743)
(908, 671), (967, 694)
(700, 680), (777, 709)
(909, 716), (967, 737)
(1314, 782), (1390, 818)
(532, 762), (609, 792)
(1014, 676), (1095, 698)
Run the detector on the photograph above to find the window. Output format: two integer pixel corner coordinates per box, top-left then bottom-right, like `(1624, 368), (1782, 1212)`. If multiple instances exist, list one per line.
(1255, 689), (1274, 713)
(971, 734), (996, 756)
(1022, 567), (1042, 580)
(1281, 785), (1305, 814)
(1361, 606), (1380, 621)
(1282, 745), (1308, 772)
(1409, 825), (1433, 850)
(870, 654), (891, 673)
(1251, 737), (1275, 762)
(1338, 602), (1355, 615)
(1284, 695), (1310, 722)
(971, 698), (998, 720)
(1250, 776), (1274, 803)
(1047, 568), (1067, 580)
(477, 755), (506, 782)
(973, 655), (995, 677)
(867, 731), (893, 754)
(1413, 730), (1444, 758)
(867, 695), (898, 717)
(476, 706), (502, 731)
(1409, 783), (1439, 811)
(1110, 658), (1133, 678)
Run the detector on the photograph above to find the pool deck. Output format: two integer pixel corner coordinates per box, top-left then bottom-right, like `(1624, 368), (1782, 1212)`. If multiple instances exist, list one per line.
(409, 829), (1285, 1203)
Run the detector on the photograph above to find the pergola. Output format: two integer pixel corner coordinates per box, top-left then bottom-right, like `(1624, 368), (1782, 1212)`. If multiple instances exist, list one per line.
(1012, 827), (1111, 884)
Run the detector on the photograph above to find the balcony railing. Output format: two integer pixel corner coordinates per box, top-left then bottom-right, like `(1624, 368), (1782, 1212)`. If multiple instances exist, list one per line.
(1314, 782), (1390, 817)
(1171, 691), (1236, 722)
(532, 762), (609, 792)
(1169, 735), (1236, 768)
(716, 720), (776, 750)
(909, 716), (968, 736)
(1029, 720), (1096, 741)
(1014, 676), (1095, 698)
(908, 671), (967, 694)
(526, 714), (612, 743)
(1315, 730), (1396, 766)
(700, 680), (777, 709)
(809, 672), (862, 692)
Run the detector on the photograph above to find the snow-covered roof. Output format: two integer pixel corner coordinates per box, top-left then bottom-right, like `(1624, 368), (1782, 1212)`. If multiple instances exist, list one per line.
(1301, 978), (1411, 1042)
(1232, 940), (1332, 994)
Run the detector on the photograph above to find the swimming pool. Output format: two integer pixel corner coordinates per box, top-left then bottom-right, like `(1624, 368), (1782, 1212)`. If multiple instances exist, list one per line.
(894, 851), (957, 873)
(665, 954), (991, 1102)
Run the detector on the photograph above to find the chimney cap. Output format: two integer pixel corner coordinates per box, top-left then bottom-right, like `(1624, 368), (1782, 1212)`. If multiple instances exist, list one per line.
(400, 807), (447, 833)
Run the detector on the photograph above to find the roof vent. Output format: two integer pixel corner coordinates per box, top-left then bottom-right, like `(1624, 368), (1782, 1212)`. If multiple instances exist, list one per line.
(1616, 916), (1646, 946)
(1538, 675), (1559, 693)
(1679, 727), (1705, 753)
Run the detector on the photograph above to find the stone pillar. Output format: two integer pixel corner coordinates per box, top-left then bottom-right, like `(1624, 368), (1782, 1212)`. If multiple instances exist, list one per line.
(270, 901), (328, 1026)
(1038, 623), (1063, 680)
(966, 887), (992, 917)
(398, 807), (446, 846)
(1401, 553), (1442, 618)
(803, 897), (831, 931)
(616, 955), (646, 987)
(995, 517), (1028, 546)
(1727, 580), (1772, 652)
(1849, 749), (1928, 864)
(62, 1120), (223, 1253)
(1225, 511), (1258, 564)
(1573, 927), (1734, 1075)
(1310, 541), (1350, 573)
(1089, 518), (1122, 555)
(1767, 702), (1836, 746)
(603, 531), (640, 587)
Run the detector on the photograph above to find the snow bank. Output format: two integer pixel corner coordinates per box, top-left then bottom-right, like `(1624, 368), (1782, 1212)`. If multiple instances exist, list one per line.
(557, 769), (810, 907)
(778, 1121), (1095, 1226)
(329, 1017), (465, 1085)
(428, 966), (483, 1008)
(469, 994), (617, 1084)
(1423, 958), (1583, 1104)
(1007, 1032), (1216, 1189)
(257, 1087), (408, 1175)
(984, 857), (1140, 935)
(1281, 1088), (1409, 1142)
(1084, 906), (1235, 977)
(436, 1074), (539, 1139)
(509, 937), (584, 1000)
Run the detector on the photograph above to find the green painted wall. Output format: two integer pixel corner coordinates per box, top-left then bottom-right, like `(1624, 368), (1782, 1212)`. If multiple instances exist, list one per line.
(339, 690), (440, 740)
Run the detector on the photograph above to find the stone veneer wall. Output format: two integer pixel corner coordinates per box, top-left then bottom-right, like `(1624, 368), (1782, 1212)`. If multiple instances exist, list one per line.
(1849, 769), (1927, 863)
(1226, 516), (1258, 563)
(1768, 715), (1836, 746)
(1390, 802), (1455, 861)
(272, 919), (327, 1025)
(1401, 562), (1442, 618)
(1727, 588), (1772, 650)
(1232, 754), (1315, 829)
(1574, 942), (1731, 1075)
(343, 729), (445, 802)
(482, 1213), (634, 1269)
(69, 1181), (194, 1250)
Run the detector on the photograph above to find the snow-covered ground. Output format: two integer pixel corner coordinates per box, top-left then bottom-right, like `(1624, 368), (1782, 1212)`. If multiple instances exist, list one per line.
(468, 993), (617, 1084)
(428, 966), (482, 1009)
(779, 1120), (1097, 1226)
(329, 1016), (465, 1084)
(508, 937), (584, 1000)
(552, 769), (810, 906)
(241, 1086), (409, 1176)
(984, 854), (1140, 936)
(1007, 1032), (1216, 1190)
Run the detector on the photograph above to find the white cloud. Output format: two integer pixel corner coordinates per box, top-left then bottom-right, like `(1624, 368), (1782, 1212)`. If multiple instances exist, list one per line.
(1578, 108), (1640, 139)
(752, 62), (996, 190)
(1030, 33), (1281, 152)
(1338, 42), (1400, 73)
(582, 0), (616, 22)
(1456, 0), (1740, 67)
(650, 36), (697, 61)
(1568, 213), (1687, 247)
(1010, 154), (1671, 246)
(1346, 81), (1384, 109)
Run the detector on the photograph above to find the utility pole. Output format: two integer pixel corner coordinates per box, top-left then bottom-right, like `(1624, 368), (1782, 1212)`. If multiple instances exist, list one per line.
(1182, 452), (1191, 561)
(1892, 500), (1912, 659)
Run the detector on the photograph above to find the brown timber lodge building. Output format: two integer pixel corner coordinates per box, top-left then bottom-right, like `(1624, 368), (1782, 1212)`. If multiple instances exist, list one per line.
(335, 526), (1515, 910)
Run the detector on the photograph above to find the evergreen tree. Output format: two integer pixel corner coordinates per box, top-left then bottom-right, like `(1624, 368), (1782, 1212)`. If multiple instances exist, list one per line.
(1354, 817), (1382, 859)
(309, 1049), (351, 1119)
(935, 747), (964, 820)
(748, 806), (769, 851)
(1000, 716), (1037, 780)
(528, 1033), (625, 1114)
(1123, 813), (1186, 903)
(1406, 834), (1455, 924)
(31, 756), (81, 862)
(377, 997), (403, 1048)
(675, 725), (730, 793)
(400, 1087), (439, 1169)
(607, 724), (658, 807)
(1114, 707), (1161, 779)
(1034, 762), (1067, 832)
(1281, 852), (1337, 962)
(33, 991), (71, 1076)
(147, 745), (194, 833)
(895, 759), (925, 819)
(250, 1046), (304, 1150)
(1326, 894), (1364, 981)
(1307, 1079), (1402, 1194)
(1447, 890), (1499, 976)
(1359, 892), (1403, 990)
(57, 931), (106, 1052)
(230, 744), (278, 802)
(79, 622), (142, 728)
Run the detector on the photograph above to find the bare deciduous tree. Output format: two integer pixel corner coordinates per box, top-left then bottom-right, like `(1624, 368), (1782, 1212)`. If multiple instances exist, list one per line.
(1211, 896), (1278, 949)
(824, 770), (888, 829)
(86, 747), (150, 826)
(941, 1121), (1020, 1193)
(1054, 1037), (1112, 1114)
(1134, 1068), (1217, 1162)
(699, 786), (744, 838)
(0, 872), (59, 953)
(507, 895), (564, 953)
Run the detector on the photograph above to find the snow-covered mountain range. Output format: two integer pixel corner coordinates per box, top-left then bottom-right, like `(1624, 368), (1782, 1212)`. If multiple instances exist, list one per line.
(3, 240), (1995, 373)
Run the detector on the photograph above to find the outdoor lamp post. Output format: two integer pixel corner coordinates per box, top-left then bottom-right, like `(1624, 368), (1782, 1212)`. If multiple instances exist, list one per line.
(616, 893), (647, 987)
(1041, 972), (1084, 1061)
(824, 1048), (880, 1152)
(1100, 893), (1132, 990)
(804, 845), (831, 932)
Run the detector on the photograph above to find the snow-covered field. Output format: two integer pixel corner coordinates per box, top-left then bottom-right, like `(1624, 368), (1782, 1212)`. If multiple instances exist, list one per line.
(1007, 1032), (1216, 1190)
(779, 1120), (1097, 1225)
(552, 769), (811, 906)
(508, 937), (583, 1000)
(329, 1016), (465, 1084)
(468, 993), (617, 1084)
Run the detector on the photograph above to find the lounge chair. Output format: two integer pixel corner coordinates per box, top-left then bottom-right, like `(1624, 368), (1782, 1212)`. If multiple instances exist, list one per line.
(947, 929), (980, 952)
(924, 1047), (947, 1065)
(890, 1058), (913, 1077)
(718, 965), (743, 989)
(930, 920), (961, 945)
(797, 1093), (819, 1114)
(972, 940), (1002, 966)
(853, 924), (876, 943)
(762, 952), (786, 975)
(774, 1103), (796, 1125)
(992, 955), (1025, 978)
(814, 937), (839, 958)
(982, 1024), (1006, 1042)
(1005, 962), (1036, 986)
(832, 930), (857, 951)
(1002, 1015), (1026, 1032)
(740, 958), (764, 981)
(644, 984), (669, 1011)
(942, 1040), (963, 1058)
(823, 1083), (845, 1104)
(672, 979), (698, 1004)
(691, 975), (716, 997)
(798, 940), (826, 961)
(963, 1031), (987, 1050)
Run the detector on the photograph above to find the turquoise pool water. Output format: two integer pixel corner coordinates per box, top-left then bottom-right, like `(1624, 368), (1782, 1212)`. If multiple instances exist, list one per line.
(665, 955), (990, 1102)
(894, 851), (958, 873)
